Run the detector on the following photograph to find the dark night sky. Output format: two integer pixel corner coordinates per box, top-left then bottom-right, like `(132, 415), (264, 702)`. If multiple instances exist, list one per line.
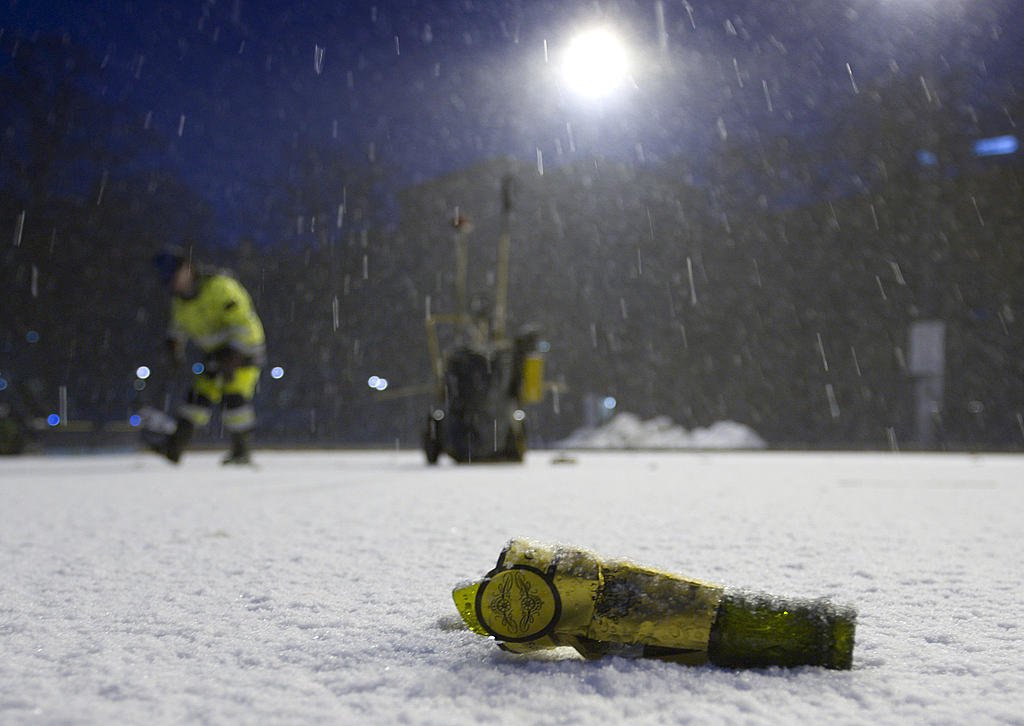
(3, 0), (1023, 243)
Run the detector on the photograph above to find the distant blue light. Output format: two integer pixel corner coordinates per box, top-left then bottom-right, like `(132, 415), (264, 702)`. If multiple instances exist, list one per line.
(47, 414), (61, 426)
(192, 362), (205, 374)
(974, 135), (1018, 157)
(26, 331), (39, 343)
(917, 150), (938, 166)
(270, 366), (284, 379)
(136, 365), (151, 380)
(538, 341), (551, 353)
(0, 378), (7, 391)
(603, 396), (617, 410)
(129, 414), (142, 427)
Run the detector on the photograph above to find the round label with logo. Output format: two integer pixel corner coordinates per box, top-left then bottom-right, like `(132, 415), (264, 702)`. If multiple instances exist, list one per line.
(474, 565), (561, 642)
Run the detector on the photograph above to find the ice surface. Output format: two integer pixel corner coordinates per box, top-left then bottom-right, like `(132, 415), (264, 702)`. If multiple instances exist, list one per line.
(1, 450), (1023, 724)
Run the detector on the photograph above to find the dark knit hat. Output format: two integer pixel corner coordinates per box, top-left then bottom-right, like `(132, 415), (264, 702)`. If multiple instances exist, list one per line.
(152, 246), (188, 284)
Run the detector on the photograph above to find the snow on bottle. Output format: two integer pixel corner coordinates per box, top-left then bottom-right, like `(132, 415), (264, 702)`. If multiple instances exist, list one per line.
(452, 538), (856, 670)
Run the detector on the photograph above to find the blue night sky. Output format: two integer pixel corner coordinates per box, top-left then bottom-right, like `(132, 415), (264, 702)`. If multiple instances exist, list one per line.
(3, 0), (1022, 243)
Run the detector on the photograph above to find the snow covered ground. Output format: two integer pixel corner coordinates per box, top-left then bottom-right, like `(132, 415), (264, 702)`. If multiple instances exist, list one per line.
(2, 448), (1022, 725)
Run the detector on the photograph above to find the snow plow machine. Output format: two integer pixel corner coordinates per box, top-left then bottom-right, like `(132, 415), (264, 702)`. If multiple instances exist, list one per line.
(422, 313), (545, 464)
(387, 175), (557, 464)
(423, 175), (555, 464)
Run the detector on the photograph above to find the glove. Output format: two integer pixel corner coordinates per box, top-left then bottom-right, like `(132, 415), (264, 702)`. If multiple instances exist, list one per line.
(452, 539), (723, 663)
(205, 347), (247, 377)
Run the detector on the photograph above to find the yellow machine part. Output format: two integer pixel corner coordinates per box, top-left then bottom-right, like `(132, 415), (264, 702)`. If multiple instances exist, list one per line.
(519, 355), (545, 404)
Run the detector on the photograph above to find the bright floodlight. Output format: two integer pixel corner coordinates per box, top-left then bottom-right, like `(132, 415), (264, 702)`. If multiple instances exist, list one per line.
(562, 28), (628, 99)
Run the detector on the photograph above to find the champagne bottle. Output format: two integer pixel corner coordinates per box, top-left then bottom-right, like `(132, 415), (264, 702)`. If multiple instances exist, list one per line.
(453, 538), (856, 670)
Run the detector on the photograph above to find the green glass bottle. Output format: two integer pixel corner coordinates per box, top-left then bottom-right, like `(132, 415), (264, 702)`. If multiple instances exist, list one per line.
(454, 539), (857, 670)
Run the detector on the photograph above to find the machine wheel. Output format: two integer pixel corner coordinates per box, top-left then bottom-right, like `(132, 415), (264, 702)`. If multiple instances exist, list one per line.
(505, 419), (526, 462)
(0, 415), (26, 456)
(424, 418), (442, 464)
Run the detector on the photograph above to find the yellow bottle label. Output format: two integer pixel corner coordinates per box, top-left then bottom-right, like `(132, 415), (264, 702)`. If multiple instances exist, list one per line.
(475, 566), (561, 641)
(589, 562), (723, 651)
(453, 539), (724, 657)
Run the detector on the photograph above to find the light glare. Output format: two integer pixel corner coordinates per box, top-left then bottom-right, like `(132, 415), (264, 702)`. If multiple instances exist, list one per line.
(562, 28), (628, 99)
(974, 135), (1018, 157)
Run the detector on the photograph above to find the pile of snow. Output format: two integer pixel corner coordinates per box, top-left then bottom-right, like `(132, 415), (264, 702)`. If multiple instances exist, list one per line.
(557, 412), (766, 450)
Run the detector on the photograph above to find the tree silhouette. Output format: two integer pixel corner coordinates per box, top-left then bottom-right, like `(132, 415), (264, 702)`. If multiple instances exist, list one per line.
(1, 32), (217, 429)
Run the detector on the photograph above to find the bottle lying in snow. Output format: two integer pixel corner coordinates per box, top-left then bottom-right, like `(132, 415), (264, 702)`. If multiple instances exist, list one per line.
(452, 539), (856, 670)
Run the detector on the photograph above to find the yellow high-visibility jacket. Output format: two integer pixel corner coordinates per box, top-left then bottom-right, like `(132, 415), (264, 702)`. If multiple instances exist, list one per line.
(169, 273), (265, 363)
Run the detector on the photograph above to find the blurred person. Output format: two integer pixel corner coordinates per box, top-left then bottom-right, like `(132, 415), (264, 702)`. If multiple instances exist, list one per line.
(146, 246), (266, 464)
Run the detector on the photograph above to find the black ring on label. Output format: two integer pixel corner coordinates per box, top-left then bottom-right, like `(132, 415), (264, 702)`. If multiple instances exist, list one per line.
(474, 564), (561, 643)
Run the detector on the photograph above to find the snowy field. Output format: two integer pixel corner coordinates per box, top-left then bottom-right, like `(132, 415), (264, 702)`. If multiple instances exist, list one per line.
(2, 449), (1023, 725)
